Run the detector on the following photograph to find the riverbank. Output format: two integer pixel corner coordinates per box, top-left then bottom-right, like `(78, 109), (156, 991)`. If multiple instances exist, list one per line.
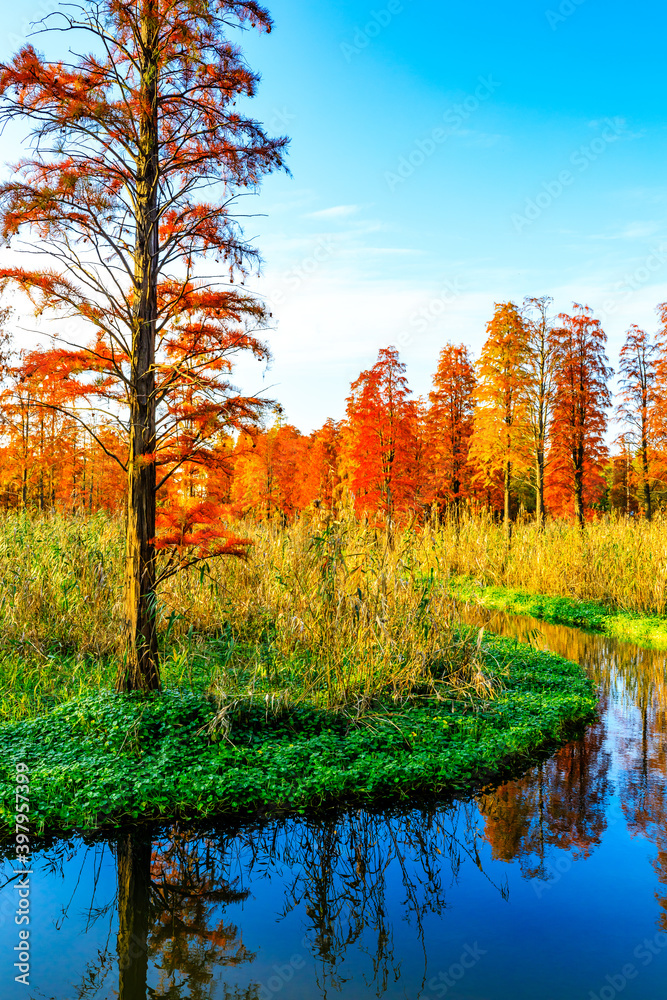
(449, 576), (667, 649)
(0, 631), (596, 834)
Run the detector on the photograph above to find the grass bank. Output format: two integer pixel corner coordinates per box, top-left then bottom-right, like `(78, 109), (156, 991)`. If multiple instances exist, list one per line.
(449, 577), (667, 649)
(0, 510), (493, 723)
(0, 632), (596, 833)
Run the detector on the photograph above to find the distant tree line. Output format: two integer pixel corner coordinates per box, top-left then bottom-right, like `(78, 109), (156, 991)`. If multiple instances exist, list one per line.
(2, 296), (666, 528)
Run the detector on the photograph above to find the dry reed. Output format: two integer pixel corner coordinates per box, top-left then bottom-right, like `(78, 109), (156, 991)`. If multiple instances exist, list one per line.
(0, 507), (494, 720)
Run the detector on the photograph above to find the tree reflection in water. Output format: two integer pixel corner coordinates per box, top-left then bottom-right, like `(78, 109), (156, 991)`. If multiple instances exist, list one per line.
(32, 804), (507, 1000)
(463, 606), (667, 926)
(245, 806), (508, 997)
(613, 644), (667, 932)
(115, 826), (256, 1000)
(478, 713), (612, 880)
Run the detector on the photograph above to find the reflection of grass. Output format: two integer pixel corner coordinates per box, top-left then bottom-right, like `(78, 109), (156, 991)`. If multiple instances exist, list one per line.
(0, 632), (596, 834)
(449, 577), (667, 650)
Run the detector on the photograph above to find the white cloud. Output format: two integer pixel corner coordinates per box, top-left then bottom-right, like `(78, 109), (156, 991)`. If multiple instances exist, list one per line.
(587, 221), (663, 242)
(305, 204), (361, 220)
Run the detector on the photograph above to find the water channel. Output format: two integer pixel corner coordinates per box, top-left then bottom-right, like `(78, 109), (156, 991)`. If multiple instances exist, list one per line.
(1, 610), (666, 1000)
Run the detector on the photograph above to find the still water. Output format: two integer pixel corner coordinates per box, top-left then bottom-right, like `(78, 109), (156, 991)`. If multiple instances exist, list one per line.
(2, 612), (667, 1000)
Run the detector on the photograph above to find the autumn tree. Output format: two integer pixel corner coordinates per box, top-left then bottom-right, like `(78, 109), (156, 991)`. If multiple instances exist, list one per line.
(0, 1), (287, 690)
(607, 437), (639, 516)
(304, 418), (343, 512)
(410, 396), (430, 513)
(0, 339), (126, 513)
(547, 305), (612, 527)
(343, 347), (417, 525)
(616, 325), (657, 519)
(231, 422), (313, 521)
(524, 296), (556, 524)
(0, 351), (35, 508)
(426, 343), (476, 516)
(0, 345), (101, 511)
(470, 302), (533, 532)
(648, 302), (667, 501)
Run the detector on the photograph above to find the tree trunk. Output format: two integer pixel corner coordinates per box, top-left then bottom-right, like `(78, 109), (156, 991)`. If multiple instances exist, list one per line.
(116, 831), (151, 1000)
(21, 404), (29, 508)
(641, 431), (652, 522)
(39, 417), (44, 511)
(535, 448), (545, 526)
(386, 478), (394, 549)
(504, 456), (512, 540)
(573, 458), (584, 529)
(116, 0), (160, 693)
(452, 465), (461, 528)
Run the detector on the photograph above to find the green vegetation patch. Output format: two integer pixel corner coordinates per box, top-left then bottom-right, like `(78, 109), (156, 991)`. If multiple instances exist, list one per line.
(448, 576), (667, 649)
(0, 633), (596, 834)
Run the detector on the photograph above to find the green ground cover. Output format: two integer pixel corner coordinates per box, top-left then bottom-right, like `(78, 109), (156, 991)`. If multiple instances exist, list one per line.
(449, 576), (667, 649)
(0, 633), (596, 834)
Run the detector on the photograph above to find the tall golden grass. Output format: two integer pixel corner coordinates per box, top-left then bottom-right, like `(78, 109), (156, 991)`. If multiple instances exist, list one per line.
(0, 508), (490, 720)
(5, 505), (660, 722)
(436, 510), (667, 614)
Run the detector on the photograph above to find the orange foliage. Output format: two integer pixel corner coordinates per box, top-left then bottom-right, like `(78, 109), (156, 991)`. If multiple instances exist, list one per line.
(342, 347), (419, 520)
(426, 343), (476, 512)
(470, 302), (533, 521)
(7, 302), (667, 527)
(308, 418), (344, 511)
(231, 424), (316, 521)
(0, 0), (287, 594)
(546, 305), (612, 525)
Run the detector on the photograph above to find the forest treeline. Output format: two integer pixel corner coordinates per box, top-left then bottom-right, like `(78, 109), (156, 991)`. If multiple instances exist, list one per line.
(1, 296), (665, 526)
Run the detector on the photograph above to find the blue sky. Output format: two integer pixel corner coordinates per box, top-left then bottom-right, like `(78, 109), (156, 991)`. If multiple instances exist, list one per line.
(3, 0), (667, 430)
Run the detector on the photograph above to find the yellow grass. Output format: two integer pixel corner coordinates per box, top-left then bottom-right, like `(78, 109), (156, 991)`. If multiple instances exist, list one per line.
(434, 510), (667, 615)
(0, 508), (492, 720)
(6, 504), (658, 722)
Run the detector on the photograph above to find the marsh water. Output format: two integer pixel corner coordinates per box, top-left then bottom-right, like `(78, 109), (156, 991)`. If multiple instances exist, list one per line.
(2, 611), (667, 1000)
